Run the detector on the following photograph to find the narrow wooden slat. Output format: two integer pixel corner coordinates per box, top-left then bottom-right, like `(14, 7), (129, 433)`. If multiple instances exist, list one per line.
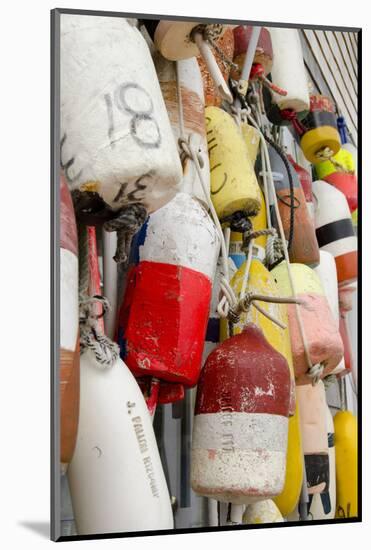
(324, 31), (357, 97)
(341, 32), (358, 76)
(333, 31), (357, 82)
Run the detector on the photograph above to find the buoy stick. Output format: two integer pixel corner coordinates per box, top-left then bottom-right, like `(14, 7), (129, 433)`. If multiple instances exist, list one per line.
(193, 31), (233, 104)
(208, 498), (219, 526)
(233, 26), (261, 110)
(230, 504), (245, 524)
(299, 466), (309, 520)
(102, 229), (118, 340)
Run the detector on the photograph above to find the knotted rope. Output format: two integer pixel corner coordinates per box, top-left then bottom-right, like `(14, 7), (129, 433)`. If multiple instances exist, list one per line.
(191, 24), (238, 72)
(315, 146), (352, 173)
(103, 203), (147, 264)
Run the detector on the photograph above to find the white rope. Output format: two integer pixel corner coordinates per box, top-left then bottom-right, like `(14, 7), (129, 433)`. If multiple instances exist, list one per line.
(244, 107), (322, 385)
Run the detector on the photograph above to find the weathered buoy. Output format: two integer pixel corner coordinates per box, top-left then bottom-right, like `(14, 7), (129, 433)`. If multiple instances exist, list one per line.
(155, 54), (210, 206)
(197, 27), (235, 107)
(313, 180), (357, 286)
(273, 400), (303, 517)
(116, 192), (220, 387)
(334, 411), (358, 518)
(271, 262), (344, 384)
(300, 95), (341, 164)
(308, 404), (336, 519)
(206, 106), (261, 221)
(288, 154), (315, 221)
(60, 173), (79, 468)
(243, 500), (284, 524)
(297, 382), (330, 514)
(60, 15), (182, 224)
(220, 258), (296, 415)
(323, 172), (358, 213)
(68, 351), (174, 534)
(232, 26), (273, 79)
(191, 324), (291, 504)
(314, 148), (355, 180)
(269, 145), (320, 266)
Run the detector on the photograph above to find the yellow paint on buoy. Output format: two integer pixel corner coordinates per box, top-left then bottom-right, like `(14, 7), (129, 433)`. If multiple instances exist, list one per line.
(244, 500), (284, 524)
(314, 148), (355, 180)
(300, 126), (341, 164)
(273, 399), (303, 517)
(334, 411), (358, 518)
(206, 106), (261, 220)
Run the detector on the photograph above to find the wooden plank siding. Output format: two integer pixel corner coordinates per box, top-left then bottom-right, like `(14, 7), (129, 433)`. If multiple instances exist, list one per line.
(299, 29), (358, 146)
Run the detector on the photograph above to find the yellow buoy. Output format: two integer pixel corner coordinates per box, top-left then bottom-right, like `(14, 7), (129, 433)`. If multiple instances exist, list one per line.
(220, 258), (295, 414)
(205, 106), (261, 220)
(243, 500), (284, 524)
(314, 148), (355, 180)
(334, 410), (358, 518)
(300, 126), (341, 164)
(273, 399), (303, 517)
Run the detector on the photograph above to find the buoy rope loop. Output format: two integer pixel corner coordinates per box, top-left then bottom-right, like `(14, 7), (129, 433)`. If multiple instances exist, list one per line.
(103, 203), (147, 264)
(315, 146), (352, 173)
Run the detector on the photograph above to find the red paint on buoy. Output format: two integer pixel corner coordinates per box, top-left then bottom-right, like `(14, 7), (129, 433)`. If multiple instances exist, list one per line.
(324, 172), (358, 213)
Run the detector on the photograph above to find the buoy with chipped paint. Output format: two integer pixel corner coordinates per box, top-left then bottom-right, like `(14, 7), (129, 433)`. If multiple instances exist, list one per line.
(60, 15), (182, 224)
(273, 400), (303, 517)
(268, 145), (319, 266)
(154, 54), (210, 206)
(297, 382), (330, 515)
(300, 95), (341, 164)
(232, 26), (273, 79)
(220, 258), (296, 415)
(271, 261), (344, 384)
(334, 410), (358, 518)
(60, 173), (79, 468)
(191, 324), (291, 504)
(243, 500), (284, 524)
(313, 180), (357, 287)
(197, 27), (235, 107)
(308, 403), (336, 520)
(206, 106), (261, 222)
(116, 192), (220, 388)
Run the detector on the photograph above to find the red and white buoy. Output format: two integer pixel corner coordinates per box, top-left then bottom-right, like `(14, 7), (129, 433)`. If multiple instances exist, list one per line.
(116, 192), (220, 388)
(191, 324), (291, 504)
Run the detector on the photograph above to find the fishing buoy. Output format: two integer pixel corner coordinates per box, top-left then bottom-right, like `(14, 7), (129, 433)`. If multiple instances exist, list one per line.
(337, 116), (358, 175)
(269, 145), (319, 266)
(68, 351), (174, 534)
(60, 173), (79, 467)
(288, 154), (315, 221)
(137, 377), (185, 405)
(334, 411), (358, 518)
(273, 401), (303, 517)
(308, 404), (336, 519)
(232, 26), (273, 79)
(243, 500), (284, 524)
(300, 95), (341, 164)
(342, 143), (358, 176)
(197, 27), (235, 107)
(267, 28), (309, 113)
(206, 106), (261, 221)
(220, 258), (296, 415)
(297, 382), (330, 514)
(191, 324), (291, 504)
(60, 15), (182, 224)
(147, 21), (234, 103)
(314, 148), (355, 180)
(116, 192), (220, 387)
(312, 180), (357, 286)
(271, 262), (344, 384)
(323, 172), (358, 213)
(155, 55), (210, 206)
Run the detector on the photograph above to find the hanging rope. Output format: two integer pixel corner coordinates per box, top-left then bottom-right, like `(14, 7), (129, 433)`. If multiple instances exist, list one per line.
(103, 203), (147, 264)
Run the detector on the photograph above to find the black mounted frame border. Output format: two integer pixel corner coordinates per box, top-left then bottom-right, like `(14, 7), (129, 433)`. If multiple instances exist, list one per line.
(51, 7), (362, 542)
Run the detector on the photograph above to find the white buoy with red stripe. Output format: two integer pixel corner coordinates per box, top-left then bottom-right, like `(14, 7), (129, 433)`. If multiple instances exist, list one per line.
(313, 180), (357, 287)
(191, 323), (291, 504)
(68, 228), (173, 535)
(155, 54), (210, 206)
(60, 173), (79, 468)
(60, 15), (182, 224)
(116, 192), (220, 387)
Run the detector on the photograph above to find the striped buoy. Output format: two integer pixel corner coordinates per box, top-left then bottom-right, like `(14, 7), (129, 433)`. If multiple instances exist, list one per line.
(313, 180), (357, 286)
(297, 382), (330, 514)
(271, 261), (344, 384)
(116, 192), (220, 387)
(60, 15), (181, 224)
(155, 54), (210, 206)
(269, 145), (319, 266)
(220, 258), (296, 415)
(191, 324), (291, 504)
(60, 173), (79, 468)
(206, 106), (261, 221)
(232, 26), (273, 78)
(334, 411), (358, 518)
(300, 95), (341, 164)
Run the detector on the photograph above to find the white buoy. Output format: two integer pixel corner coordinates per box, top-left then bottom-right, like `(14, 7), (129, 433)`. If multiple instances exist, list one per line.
(68, 351), (173, 535)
